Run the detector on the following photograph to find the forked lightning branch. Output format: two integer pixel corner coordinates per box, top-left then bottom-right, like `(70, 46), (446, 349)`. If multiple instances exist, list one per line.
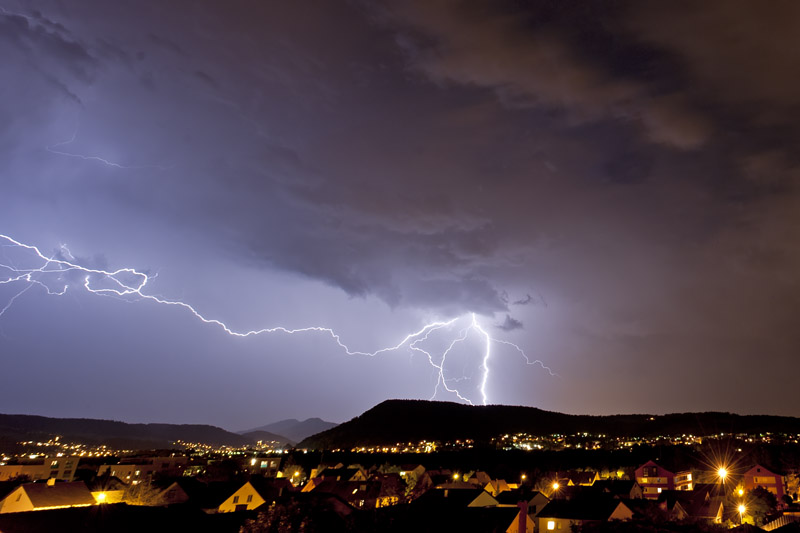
(0, 234), (555, 405)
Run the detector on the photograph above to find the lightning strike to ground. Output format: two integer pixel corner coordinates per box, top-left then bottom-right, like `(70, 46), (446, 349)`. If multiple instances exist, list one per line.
(0, 234), (555, 405)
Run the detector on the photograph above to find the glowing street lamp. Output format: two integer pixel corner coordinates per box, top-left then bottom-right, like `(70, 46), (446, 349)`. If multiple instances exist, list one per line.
(717, 467), (728, 482)
(738, 504), (746, 524)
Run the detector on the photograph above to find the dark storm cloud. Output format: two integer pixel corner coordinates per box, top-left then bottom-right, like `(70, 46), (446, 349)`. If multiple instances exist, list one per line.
(497, 314), (523, 332)
(383, 1), (712, 150)
(3, 0), (800, 422)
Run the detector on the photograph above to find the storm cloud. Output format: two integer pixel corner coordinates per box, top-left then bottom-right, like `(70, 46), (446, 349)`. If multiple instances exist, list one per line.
(1, 0), (799, 427)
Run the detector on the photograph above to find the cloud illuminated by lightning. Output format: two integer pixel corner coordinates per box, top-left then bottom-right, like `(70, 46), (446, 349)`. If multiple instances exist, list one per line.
(0, 234), (555, 404)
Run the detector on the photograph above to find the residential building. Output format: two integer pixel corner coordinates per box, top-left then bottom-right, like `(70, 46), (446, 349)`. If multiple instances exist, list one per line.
(0, 480), (95, 513)
(744, 465), (785, 501)
(0, 456), (81, 482)
(635, 461), (675, 499)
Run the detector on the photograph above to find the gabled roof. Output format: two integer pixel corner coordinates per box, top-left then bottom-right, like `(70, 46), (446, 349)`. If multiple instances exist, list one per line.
(412, 486), (490, 509)
(745, 464), (785, 477)
(659, 489), (723, 520)
(495, 489), (546, 506)
(617, 498), (662, 519)
(248, 476), (295, 501)
(569, 472), (599, 486)
(538, 498), (630, 521)
(86, 476), (127, 493)
(591, 479), (638, 497)
(636, 460), (677, 475)
(22, 481), (95, 509)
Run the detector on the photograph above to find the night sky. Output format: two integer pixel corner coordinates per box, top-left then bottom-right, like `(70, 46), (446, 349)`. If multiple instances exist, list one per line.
(2, 1), (799, 431)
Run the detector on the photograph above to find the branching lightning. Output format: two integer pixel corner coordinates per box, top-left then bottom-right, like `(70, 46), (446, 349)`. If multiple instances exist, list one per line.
(46, 130), (172, 170)
(0, 234), (555, 404)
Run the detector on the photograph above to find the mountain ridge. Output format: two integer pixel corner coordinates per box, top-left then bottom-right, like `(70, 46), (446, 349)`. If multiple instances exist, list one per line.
(0, 413), (253, 449)
(298, 399), (800, 449)
(238, 417), (338, 443)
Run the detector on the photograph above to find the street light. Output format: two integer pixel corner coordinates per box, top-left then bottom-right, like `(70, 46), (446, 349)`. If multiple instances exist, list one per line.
(738, 504), (746, 524)
(718, 467), (728, 481)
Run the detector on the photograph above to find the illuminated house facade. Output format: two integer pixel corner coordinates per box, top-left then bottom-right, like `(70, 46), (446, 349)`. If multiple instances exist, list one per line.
(0, 456), (81, 482)
(743, 465), (785, 500)
(635, 461), (674, 499)
(537, 499), (633, 531)
(674, 470), (693, 491)
(0, 480), (96, 513)
(97, 456), (187, 482)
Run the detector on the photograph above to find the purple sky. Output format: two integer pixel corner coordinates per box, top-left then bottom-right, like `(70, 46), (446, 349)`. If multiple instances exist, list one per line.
(2, 1), (799, 431)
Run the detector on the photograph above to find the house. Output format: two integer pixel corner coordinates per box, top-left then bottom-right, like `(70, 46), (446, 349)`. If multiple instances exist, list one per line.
(86, 476), (126, 504)
(97, 456), (187, 483)
(0, 480), (96, 513)
(485, 478), (512, 497)
(218, 477), (294, 513)
(495, 489), (550, 516)
(592, 479), (643, 500)
(537, 498), (634, 531)
(370, 472), (405, 507)
(635, 461), (675, 499)
(568, 471), (600, 487)
(675, 470), (694, 491)
(506, 502), (536, 533)
(658, 487), (725, 524)
(324, 478), (387, 509)
(744, 465), (786, 501)
(315, 467), (367, 482)
(0, 456), (82, 482)
(218, 481), (266, 513)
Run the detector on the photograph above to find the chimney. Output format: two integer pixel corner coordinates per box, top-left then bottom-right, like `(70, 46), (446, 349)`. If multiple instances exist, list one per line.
(518, 500), (528, 533)
(47, 478), (56, 487)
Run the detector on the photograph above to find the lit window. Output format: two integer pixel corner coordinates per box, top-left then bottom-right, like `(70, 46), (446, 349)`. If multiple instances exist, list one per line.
(657, 488), (662, 493)
(548, 521), (555, 530)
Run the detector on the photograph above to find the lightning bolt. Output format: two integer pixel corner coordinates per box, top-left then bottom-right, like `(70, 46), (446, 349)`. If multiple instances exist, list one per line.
(0, 234), (555, 404)
(45, 129), (173, 171)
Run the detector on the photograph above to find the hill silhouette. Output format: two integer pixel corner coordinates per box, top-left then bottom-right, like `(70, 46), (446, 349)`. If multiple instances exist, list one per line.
(239, 418), (337, 443)
(0, 413), (253, 449)
(298, 399), (800, 449)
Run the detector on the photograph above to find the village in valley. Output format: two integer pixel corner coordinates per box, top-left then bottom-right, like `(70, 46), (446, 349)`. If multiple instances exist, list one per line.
(1, 428), (799, 533)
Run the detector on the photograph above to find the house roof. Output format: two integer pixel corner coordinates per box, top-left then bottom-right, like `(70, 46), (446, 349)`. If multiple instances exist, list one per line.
(86, 476), (127, 492)
(746, 464), (785, 477)
(569, 472), (598, 485)
(495, 488), (546, 506)
(318, 468), (362, 481)
(22, 481), (95, 509)
(412, 487), (490, 509)
(617, 497), (662, 519)
(538, 498), (629, 521)
(591, 479), (638, 497)
(248, 476), (295, 502)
